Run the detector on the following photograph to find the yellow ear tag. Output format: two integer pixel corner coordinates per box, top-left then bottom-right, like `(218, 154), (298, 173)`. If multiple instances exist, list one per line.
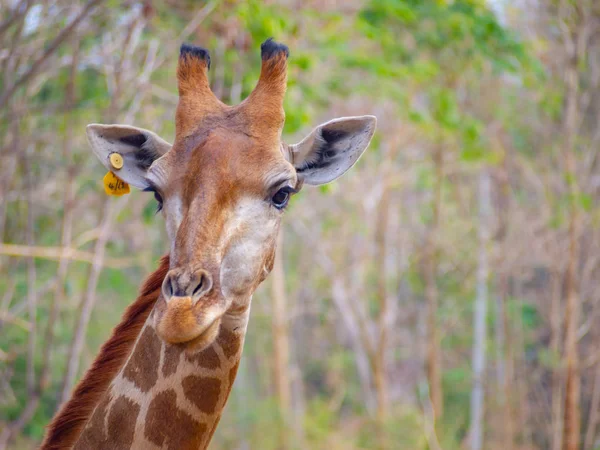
(103, 171), (130, 196)
(109, 152), (124, 170)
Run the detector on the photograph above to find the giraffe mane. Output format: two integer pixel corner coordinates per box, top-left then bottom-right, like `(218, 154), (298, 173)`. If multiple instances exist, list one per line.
(40, 255), (170, 450)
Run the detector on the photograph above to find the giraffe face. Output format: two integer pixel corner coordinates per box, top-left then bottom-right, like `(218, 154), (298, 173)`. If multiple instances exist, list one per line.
(145, 127), (294, 349)
(86, 39), (377, 350)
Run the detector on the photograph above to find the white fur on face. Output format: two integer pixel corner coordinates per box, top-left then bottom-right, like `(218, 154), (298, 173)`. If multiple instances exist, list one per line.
(146, 158), (184, 251)
(163, 194), (184, 250)
(219, 197), (280, 299)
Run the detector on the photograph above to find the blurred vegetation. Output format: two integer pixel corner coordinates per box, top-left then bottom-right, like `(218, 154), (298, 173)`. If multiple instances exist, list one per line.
(1, 0), (600, 449)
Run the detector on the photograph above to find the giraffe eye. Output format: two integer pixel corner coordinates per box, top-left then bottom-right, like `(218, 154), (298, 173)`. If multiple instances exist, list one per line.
(271, 187), (295, 209)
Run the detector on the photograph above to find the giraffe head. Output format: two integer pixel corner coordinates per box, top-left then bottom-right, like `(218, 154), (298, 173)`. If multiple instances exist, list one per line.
(86, 39), (376, 350)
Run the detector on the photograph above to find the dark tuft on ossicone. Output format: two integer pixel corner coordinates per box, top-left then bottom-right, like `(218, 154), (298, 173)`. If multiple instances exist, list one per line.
(260, 38), (289, 61)
(180, 43), (211, 70)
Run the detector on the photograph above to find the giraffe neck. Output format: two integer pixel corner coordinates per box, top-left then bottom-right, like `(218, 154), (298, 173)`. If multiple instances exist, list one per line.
(74, 305), (250, 450)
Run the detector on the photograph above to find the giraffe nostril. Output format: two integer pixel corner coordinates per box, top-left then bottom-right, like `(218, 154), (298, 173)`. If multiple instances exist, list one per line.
(192, 275), (204, 297)
(163, 269), (212, 302)
(162, 272), (175, 301)
(191, 271), (212, 302)
(166, 276), (174, 297)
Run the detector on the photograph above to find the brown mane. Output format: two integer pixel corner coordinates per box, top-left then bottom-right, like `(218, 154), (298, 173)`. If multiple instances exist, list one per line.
(40, 255), (170, 450)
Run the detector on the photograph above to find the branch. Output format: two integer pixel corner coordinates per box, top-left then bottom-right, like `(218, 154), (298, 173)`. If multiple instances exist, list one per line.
(0, 310), (30, 330)
(0, 0), (31, 39)
(0, 0), (103, 109)
(177, 0), (219, 42)
(0, 243), (138, 269)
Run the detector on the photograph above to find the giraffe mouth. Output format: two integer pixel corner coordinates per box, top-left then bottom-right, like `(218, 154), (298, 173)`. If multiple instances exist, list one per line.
(185, 317), (222, 351)
(154, 295), (225, 350)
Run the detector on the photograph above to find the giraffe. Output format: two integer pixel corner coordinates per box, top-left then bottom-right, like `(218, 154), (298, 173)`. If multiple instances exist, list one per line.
(41, 38), (376, 449)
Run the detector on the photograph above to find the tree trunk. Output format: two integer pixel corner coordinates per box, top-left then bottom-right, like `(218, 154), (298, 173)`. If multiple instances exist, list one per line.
(271, 230), (291, 447)
(561, 16), (582, 450)
(495, 273), (514, 450)
(330, 278), (376, 414)
(583, 364), (600, 450)
(562, 210), (580, 450)
(551, 268), (564, 450)
(470, 169), (491, 450)
(425, 144), (444, 419)
(232, 358), (251, 450)
(494, 157), (513, 450)
(374, 178), (391, 422)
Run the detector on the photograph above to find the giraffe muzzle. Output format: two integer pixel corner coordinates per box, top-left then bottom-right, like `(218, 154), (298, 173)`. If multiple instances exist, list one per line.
(154, 267), (225, 349)
(154, 293), (225, 347)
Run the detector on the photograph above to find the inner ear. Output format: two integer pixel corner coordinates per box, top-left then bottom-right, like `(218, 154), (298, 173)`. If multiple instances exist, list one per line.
(296, 128), (350, 172)
(86, 124), (171, 189)
(119, 133), (148, 149)
(117, 134), (157, 172)
(289, 115), (376, 186)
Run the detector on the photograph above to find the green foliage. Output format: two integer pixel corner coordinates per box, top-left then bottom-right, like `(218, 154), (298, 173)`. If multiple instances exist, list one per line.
(439, 368), (471, 446)
(506, 296), (541, 330)
(357, 0), (530, 78)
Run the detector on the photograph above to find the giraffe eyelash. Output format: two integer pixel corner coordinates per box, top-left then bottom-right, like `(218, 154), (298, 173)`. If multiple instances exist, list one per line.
(143, 185), (163, 213)
(153, 191), (163, 213)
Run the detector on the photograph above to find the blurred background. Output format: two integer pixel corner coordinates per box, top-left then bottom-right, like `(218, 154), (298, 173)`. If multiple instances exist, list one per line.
(1, 0), (599, 449)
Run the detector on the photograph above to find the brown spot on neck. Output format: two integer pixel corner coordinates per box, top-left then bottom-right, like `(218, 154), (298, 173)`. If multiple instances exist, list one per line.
(163, 342), (184, 378)
(182, 376), (221, 414)
(186, 344), (221, 370)
(216, 327), (242, 360)
(75, 396), (140, 449)
(145, 389), (207, 450)
(123, 326), (162, 392)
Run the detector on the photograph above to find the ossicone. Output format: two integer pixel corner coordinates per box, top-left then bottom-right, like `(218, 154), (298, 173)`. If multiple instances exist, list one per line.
(261, 38), (289, 61)
(179, 43), (211, 70)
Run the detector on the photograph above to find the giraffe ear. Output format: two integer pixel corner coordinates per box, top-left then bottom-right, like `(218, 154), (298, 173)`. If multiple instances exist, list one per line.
(86, 124), (172, 189)
(288, 116), (376, 185)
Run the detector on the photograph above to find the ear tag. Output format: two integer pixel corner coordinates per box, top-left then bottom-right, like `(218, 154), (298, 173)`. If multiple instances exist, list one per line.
(103, 171), (130, 196)
(109, 152), (124, 170)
